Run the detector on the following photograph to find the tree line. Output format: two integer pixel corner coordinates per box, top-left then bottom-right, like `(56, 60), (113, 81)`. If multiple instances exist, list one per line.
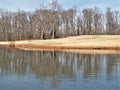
(0, 0), (120, 41)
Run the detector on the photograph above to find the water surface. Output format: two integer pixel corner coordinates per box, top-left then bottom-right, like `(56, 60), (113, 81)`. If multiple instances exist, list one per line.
(0, 47), (120, 89)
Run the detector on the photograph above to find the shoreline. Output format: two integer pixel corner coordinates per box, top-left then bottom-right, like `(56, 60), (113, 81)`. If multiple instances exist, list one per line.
(0, 35), (120, 51)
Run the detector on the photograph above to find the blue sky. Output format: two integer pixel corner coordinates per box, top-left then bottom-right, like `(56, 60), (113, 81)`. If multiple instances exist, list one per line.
(0, 0), (120, 11)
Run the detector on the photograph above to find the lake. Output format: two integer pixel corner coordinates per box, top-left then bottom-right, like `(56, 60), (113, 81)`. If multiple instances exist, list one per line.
(0, 47), (120, 89)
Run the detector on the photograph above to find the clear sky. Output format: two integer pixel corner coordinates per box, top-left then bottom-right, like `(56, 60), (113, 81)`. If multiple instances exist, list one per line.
(0, 0), (120, 12)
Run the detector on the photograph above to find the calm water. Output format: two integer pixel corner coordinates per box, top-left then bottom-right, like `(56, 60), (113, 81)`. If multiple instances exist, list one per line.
(0, 47), (120, 90)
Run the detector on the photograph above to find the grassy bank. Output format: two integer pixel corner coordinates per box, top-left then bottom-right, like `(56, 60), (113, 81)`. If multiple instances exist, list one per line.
(0, 35), (120, 50)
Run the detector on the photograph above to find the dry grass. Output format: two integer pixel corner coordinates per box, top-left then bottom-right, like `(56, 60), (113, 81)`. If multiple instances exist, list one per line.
(0, 35), (120, 51)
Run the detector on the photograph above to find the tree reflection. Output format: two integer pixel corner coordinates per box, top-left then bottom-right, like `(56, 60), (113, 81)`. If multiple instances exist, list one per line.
(0, 47), (120, 87)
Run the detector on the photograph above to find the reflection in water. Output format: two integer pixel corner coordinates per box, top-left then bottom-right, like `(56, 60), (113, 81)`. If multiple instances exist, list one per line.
(0, 47), (120, 89)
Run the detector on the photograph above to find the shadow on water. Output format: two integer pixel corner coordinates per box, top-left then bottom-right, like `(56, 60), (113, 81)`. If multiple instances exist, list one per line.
(0, 47), (120, 89)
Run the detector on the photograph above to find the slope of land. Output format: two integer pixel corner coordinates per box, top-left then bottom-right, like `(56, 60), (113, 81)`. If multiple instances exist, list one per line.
(0, 35), (120, 51)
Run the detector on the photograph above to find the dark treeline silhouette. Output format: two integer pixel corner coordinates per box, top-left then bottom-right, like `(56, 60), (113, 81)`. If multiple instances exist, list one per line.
(0, 0), (120, 41)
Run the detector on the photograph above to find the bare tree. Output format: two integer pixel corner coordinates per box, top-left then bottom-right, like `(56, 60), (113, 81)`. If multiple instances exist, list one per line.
(106, 8), (117, 34)
(93, 7), (102, 34)
(0, 1), (120, 41)
(82, 8), (93, 34)
(76, 12), (83, 35)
